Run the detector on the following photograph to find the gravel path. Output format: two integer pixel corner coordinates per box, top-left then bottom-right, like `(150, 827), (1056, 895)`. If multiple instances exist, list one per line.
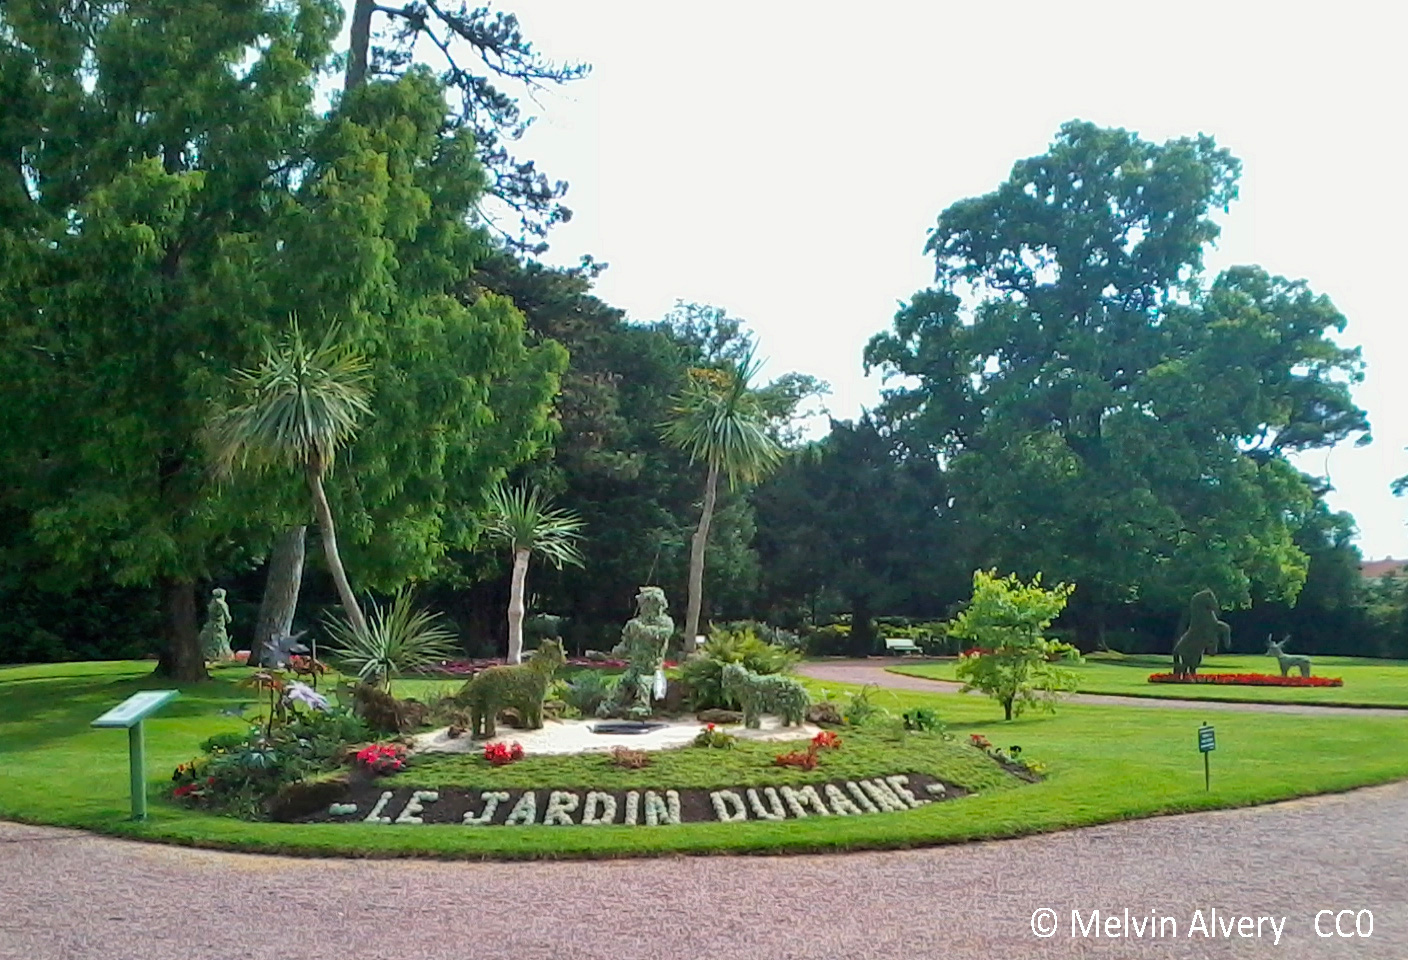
(800, 658), (1408, 716)
(2, 782), (1404, 959)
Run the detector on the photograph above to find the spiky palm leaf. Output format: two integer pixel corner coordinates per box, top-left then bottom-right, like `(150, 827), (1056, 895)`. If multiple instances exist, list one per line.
(323, 589), (459, 689)
(661, 344), (782, 488)
(206, 320), (372, 476)
(483, 482), (586, 569)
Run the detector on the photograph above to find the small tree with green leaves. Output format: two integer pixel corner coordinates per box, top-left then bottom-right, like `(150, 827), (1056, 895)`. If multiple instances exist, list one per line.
(484, 482), (586, 664)
(951, 570), (1079, 721)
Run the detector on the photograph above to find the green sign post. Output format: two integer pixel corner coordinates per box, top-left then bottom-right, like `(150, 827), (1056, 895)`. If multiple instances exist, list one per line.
(91, 690), (180, 820)
(1198, 722), (1216, 791)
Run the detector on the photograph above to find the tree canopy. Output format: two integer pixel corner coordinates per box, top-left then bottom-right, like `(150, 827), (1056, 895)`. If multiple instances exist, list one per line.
(865, 121), (1368, 646)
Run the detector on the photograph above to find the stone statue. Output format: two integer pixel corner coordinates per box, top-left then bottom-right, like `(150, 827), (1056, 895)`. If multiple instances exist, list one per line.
(1172, 589), (1230, 678)
(597, 586), (674, 720)
(455, 639), (566, 739)
(1266, 635), (1312, 677)
(199, 587), (234, 661)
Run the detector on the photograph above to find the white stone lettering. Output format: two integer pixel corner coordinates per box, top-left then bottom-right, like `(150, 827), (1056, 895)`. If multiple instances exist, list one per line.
(746, 787), (786, 820)
(780, 785), (831, 818)
(824, 784), (863, 816)
(394, 790), (439, 824)
(363, 791), (394, 824)
(463, 791), (511, 825)
(503, 791), (538, 826)
(581, 791), (617, 825)
(710, 790), (747, 822)
(543, 791), (580, 826)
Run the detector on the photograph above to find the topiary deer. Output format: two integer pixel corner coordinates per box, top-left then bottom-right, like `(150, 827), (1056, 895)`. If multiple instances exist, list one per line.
(1266, 634), (1312, 678)
(455, 639), (566, 739)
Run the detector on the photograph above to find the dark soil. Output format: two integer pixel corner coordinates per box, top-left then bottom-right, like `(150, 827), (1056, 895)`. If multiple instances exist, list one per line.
(294, 772), (968, 826)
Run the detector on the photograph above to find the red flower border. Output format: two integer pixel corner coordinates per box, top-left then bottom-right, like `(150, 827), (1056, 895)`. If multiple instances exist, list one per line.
(1148, 672), (1343, 688)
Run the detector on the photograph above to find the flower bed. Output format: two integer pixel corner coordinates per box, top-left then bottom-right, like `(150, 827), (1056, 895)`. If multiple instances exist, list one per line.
(1148, 672), (1343, 688)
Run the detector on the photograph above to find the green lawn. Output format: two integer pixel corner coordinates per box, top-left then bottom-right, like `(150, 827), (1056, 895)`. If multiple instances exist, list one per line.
(888, 653), (1408, 708)
(3, 660), (1408, 859)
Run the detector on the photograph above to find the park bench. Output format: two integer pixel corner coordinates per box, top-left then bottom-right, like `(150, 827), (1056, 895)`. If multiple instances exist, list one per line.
(883, 636), (921, 656)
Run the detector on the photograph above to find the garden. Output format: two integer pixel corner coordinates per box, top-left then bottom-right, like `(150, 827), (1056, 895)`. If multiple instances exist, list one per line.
(4, 570), (1408, 861)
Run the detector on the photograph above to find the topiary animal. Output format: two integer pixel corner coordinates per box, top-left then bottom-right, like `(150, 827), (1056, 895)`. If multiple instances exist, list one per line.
(455, 639), (566, 739)
(720, 662), (809, 729)
(1172, 589), (1230, 678)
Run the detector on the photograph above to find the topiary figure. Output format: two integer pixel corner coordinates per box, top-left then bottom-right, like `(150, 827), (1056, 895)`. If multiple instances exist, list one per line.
(1173, 589), (1230, 678)
(597, 586), (673, 720)
(456, 639), (566, 739)
(720, 662), (809, 728)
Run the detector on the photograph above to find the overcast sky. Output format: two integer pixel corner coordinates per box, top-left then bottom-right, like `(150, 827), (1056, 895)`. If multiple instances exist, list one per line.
(476, 1), (1405, 559)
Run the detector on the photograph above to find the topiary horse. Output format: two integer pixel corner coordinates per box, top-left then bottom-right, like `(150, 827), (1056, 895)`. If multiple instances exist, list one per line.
(1172, 589), (1230, 678)
(720, 662), (809, 729)
(456, 639), (566, 739)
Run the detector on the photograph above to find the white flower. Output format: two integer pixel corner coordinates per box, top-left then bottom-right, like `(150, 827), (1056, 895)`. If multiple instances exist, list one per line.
(283, 681), (330, 712)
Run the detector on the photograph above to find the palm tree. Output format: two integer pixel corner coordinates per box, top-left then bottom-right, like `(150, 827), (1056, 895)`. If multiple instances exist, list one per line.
(206, 320), (373, 637)
(662, 345), (783, 653)
(484, 482), (585, 664)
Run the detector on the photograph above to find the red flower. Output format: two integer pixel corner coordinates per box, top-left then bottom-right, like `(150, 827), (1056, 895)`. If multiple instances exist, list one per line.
(812, 730), (842, 750)
(1148, 673), (1343, 688)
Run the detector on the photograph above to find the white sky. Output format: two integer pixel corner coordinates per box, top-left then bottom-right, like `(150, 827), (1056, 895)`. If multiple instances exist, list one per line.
(479, 1), (1406, 559)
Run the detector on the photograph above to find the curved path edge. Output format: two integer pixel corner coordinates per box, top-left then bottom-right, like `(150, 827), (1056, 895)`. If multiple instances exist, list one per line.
(798, 658), (1408, 716)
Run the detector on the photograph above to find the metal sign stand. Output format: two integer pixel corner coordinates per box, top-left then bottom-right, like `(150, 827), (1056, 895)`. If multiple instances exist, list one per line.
(91, 690), (180, 820)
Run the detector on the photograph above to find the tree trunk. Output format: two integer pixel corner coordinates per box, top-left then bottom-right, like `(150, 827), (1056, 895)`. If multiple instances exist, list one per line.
(683, 461), (720, 655)
(506, 547), (530, 664)
(344, 0), (375, 92)
(251, 526), (306, 666)
(850, 593), (876, 656)
(308, 467), (367, 637)
(154, 577), (207, 682)
(1003, 697), (1013, 722)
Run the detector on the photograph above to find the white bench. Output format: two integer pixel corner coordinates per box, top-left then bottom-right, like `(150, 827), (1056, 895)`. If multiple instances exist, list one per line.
(883, 636), (920, 655)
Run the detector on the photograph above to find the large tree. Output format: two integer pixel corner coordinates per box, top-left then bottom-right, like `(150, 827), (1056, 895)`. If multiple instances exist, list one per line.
(0, 3), (563, 677)
(752, 417), (967, 646)
(0, 0), (344, 680)
(342, 1), (588, 251)
(865, 121), (1368, 647)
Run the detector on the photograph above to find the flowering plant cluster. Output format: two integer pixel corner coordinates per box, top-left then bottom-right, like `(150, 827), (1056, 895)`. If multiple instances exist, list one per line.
(483, 742), (526, 766)
(356, 743), (408, 775)
(692, 723), (737, 749)
(1148, 672), (1343, 688)
(171, 759), (219, 804)
(774, 730), (843, 770)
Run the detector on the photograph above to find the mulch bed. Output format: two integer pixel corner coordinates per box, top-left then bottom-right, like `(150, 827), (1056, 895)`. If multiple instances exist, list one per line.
(292, 772), (969, 826)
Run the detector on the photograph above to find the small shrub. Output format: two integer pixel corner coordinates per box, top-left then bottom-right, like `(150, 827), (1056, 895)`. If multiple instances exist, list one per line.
(323, 588), (460, 689)
(692, 723), (737, 749)
(841, 684), (887, 727)
(561, 671), (617, 717)
(902, 707), (944, 733)
(680, 626), (798, 710)
(806, 700), (844, 726)
(803, 622), (853, 657)
(483, 742), (525, 766)
(609, 746), (652, 769)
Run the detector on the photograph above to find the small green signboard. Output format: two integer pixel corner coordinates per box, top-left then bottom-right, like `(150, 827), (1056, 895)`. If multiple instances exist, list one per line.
(92, 690), (179, 820)
(1198, 722), (1215, 791)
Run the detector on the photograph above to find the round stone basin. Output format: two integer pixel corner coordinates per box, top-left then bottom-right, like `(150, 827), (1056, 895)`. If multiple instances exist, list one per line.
(590, 720), (667, 735)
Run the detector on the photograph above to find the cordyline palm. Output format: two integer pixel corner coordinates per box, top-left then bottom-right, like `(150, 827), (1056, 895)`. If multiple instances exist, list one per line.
(207, 321), (373, 638)
(484, 482), (585, 664)
(662, 345), (783, 653)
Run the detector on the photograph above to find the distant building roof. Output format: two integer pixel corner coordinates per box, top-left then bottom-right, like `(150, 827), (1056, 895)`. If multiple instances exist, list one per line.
(1361, 558), (1408, 579)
